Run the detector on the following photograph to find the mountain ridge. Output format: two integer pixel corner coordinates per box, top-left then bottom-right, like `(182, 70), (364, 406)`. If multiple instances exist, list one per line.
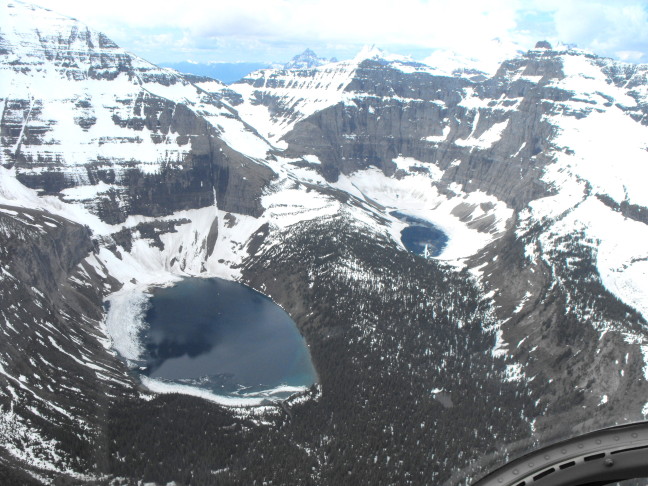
(2, 1), (648, 484)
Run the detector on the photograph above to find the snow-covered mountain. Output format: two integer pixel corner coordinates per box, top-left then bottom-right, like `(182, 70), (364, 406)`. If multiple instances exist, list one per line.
(3, 0), (648, 484)
(226, 40), (648, 325)
(221, 45), (461, 147)
(1, 0), (277, 223)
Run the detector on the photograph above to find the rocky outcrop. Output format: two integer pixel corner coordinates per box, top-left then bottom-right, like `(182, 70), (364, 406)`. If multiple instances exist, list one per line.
(278, 52), (570, 209)
(0, 204), (134, 480)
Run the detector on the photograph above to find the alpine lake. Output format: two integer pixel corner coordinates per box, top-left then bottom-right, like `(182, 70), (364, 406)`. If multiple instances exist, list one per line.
(136, 277), (318, 401)
(391, 211), (448, 257)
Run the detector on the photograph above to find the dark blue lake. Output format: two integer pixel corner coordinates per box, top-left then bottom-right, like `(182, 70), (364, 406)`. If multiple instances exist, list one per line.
(138, 277), (317, 400)
(391, 211), (448, 257)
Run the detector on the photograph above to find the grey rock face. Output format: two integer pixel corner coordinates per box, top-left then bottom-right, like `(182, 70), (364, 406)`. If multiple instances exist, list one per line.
(0, 0), (275, 224)
(0, 204), (135, 479)
(237, 47), (648, 214)
(278, 53), (568, 209)
(4, 95), (272, 223)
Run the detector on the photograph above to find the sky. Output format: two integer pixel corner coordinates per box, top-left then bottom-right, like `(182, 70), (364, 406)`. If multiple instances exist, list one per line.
(29, 0), (648, 69)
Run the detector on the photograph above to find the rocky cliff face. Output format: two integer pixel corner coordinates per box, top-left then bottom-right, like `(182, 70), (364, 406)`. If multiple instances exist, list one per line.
(231, 45), (648, 213)
(0, 204), (135, 481)
(243, 49), (566, 209)
(0, 0), (274, 224)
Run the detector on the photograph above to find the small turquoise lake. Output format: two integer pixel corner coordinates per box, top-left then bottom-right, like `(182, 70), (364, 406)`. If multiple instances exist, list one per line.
(138, 277), (317, 401)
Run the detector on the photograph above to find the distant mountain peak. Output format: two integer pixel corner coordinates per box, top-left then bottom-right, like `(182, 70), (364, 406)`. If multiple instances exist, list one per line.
(352, 45), (419, 66)
(300, 48), (317, 58)
(535, 40), (553, 50)
(284, 49), (332, 69)
(354, 44), (387, 62)
(423, 39), (525, 77)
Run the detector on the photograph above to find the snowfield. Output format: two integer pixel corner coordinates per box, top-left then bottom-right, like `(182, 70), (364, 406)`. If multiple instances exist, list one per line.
(521, 51), (648, 325)
(333, 167), (513, 262)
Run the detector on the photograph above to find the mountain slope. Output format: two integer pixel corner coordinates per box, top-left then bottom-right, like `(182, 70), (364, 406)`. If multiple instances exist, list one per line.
(1, 0), (274, 225)
(2, 2), (648, 485)
(236, 41), (648, 331)
(225, 40), (648, 470)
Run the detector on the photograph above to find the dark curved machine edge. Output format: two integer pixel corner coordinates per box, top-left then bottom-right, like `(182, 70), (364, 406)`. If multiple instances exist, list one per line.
(472, 422), (648, 486)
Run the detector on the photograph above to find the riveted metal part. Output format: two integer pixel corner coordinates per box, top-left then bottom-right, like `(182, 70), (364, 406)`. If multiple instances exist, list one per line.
(472, 422), (648, 486)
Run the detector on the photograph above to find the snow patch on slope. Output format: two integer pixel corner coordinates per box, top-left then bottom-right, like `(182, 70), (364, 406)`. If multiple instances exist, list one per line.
(526, 52), (648, 323)
(531, 192), (648, 323)
(262, 184), (340, 229)
(230, 60), (358, 144)
(456, 119), (510, 149)
(393, 156), (444, 181)
(104, 289), (152, 362)
(0, 405), (94, 482)
(551, 108), (648, 207)
(0, 166), (113, 234)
